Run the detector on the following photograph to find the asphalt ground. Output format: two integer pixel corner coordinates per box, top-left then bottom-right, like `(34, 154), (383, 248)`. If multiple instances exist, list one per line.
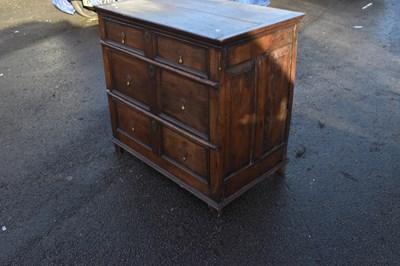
(0, 0), (399, 264)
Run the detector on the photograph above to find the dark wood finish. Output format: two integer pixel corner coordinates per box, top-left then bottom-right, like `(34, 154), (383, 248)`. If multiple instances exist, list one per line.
(162, 127), (209, 180)
(155, 35), (208, 76)
(159, 70), (210, 137)
(95, 0), (304, 211)
(103, 19), (145, 54)
(226, 27), (293, 66)
(114, 99), (152, 150)
(225, 61), (255, 175)
(107, 49), (150, 108)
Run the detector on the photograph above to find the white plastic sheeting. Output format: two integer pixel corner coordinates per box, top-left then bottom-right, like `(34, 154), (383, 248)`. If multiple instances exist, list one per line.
(231, 0), (270, 6)
(52, 0), (75, 14)
(52, 0), (117, 14)
(82, 0), (118, 8)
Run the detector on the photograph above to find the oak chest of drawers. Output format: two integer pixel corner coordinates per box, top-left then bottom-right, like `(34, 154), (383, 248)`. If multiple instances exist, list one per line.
(95, 0), (304, 211)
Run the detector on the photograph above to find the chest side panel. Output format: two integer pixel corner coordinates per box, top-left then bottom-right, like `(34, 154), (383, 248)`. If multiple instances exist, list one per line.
(222, 25), (296, 196)
(253, 44), (293, 159)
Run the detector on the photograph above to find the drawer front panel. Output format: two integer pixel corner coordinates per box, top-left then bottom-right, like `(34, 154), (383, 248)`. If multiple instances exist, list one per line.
(104, 19), (145, 52)
(109, 50), (149, 107)
(162, 127), (208, 180)
(114, 100), (152, 149)
(156, 35), (208, 75)
(159, 70), (209, 136)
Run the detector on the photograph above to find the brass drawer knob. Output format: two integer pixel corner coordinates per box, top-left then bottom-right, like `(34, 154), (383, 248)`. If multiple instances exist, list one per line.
(180, 150), (188, 161)
(131, 121), (136, 132)
(177, 48), (184, 64)
(126, 75), (132, 86)
(180, 98), (186, 111)
(121, 32), (126, 44)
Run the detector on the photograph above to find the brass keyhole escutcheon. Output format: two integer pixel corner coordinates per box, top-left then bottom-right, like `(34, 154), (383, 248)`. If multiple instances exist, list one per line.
(121, 32), (126, 44)
(126, 75), (132, 86)
(180, 98), (186, 111)
(131, 121), (136, 132)
(178, 55), (183, 64)
(150, 120), (157, 132)
(148, 65), (155, 78)
(144, 31), (151, 44)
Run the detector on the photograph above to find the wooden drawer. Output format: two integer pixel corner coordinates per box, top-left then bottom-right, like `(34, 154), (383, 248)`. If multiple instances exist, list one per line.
(155, 35), (208, 76)
(159, 70), (209, 137)
(104, 19), (145, 53)
(114, 100), (152, 149)
(109, 50), (150, 107)
(162, 127), (208, 180)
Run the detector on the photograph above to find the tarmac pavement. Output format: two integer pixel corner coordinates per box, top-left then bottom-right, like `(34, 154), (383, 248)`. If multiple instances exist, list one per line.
(0, 0), (399, 264)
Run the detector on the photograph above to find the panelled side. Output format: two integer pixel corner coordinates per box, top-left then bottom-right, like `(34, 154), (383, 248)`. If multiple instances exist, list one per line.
(253, 44), (293, 159)
(222, 25), (297, 199)
(224, 61), (256, 176)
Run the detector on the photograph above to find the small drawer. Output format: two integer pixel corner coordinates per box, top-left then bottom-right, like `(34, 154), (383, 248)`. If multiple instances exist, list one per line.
(114, 100), (152, 149)
(104, 19), (145, 52)
(109, 50), (149, 107)
(156, 35), (208, 76)
(159, 70), (209, 137)
(162, 127), (208, 179)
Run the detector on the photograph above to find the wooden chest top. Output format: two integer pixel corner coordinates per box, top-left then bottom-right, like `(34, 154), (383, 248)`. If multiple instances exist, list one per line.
(95, 0), (304, 44)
